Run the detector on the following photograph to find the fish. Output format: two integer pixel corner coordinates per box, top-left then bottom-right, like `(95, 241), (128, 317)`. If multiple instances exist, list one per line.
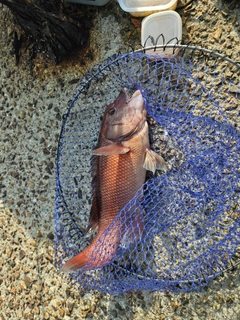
(61, 88), (167, 272)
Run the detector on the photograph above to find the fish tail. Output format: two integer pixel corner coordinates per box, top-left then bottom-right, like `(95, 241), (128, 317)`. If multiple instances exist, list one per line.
(61, 230), (120, 272)
(61, 251), (88, 272)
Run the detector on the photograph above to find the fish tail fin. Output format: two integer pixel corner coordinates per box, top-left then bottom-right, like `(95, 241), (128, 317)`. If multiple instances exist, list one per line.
(61, 226), (121, 272)
(61, 251), (89, 272)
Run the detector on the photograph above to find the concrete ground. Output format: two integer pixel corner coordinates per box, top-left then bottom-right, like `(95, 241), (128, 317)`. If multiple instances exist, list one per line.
(0, 0), (239, 319)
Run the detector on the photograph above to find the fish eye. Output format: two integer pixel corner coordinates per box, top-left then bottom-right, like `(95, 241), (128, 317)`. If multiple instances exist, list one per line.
(108, 108), (115, 116)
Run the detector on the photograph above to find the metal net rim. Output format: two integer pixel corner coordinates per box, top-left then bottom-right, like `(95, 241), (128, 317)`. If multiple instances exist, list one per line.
(55, 47), (240, 293)
(135, 44), (240, 69)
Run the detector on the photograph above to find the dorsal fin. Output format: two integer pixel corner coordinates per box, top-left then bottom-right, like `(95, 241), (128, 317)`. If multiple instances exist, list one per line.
(86, 155), (101, 232)
(87, 195), (99, 232)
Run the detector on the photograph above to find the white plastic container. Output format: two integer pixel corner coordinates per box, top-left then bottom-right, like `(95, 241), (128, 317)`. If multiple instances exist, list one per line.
(141, 11), (182, 56)
(118, 0), (178, 17)
(65, 0), (110, 5)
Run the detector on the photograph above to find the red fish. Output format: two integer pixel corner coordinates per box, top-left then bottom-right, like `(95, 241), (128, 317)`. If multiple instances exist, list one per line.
(62, 88), (167, 271)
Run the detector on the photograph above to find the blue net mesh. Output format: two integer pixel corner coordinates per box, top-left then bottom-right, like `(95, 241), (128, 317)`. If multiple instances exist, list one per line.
(55, 50), (240, 293)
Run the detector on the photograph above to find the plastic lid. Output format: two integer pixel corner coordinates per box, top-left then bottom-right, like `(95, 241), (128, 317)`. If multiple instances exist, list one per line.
(141, 11), (182, 56)
(118, 0), (177, 12)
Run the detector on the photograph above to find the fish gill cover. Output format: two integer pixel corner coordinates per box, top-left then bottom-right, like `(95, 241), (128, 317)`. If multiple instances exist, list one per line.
(55, 49), (240, 293)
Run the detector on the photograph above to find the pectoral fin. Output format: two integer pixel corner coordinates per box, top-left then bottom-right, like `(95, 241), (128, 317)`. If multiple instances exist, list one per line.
(93, 143), (130, 156)
(144, 148), (168, 174)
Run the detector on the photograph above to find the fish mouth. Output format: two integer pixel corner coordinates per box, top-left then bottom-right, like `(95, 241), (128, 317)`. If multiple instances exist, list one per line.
(104, 88), (146, 141)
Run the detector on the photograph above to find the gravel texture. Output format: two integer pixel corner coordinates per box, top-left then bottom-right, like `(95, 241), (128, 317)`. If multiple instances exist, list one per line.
(0, 0), (239, 319)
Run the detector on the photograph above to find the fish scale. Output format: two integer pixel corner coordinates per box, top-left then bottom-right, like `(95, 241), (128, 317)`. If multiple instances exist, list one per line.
(98, 141), (146, 224)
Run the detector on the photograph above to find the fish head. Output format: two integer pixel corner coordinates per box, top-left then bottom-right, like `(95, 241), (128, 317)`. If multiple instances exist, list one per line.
(101, 89), (146, 141)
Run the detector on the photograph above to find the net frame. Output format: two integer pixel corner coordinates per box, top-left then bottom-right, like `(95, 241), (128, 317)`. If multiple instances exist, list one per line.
(55, 45), (240, 293)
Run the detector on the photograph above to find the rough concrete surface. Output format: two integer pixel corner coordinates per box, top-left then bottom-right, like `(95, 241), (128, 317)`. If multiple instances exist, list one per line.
(0, 0), (239, 319)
